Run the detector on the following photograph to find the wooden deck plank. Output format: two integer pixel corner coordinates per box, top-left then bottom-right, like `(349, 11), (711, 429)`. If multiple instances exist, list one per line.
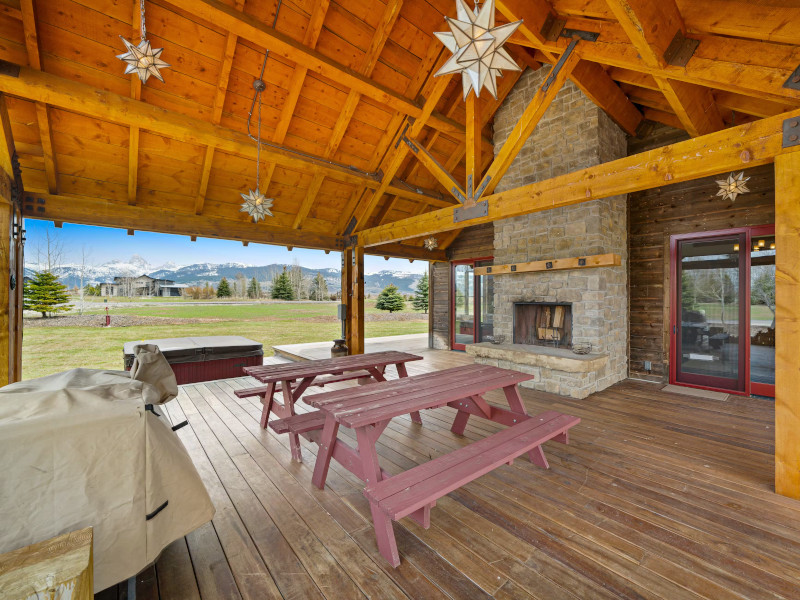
(127, 343), (800, 600)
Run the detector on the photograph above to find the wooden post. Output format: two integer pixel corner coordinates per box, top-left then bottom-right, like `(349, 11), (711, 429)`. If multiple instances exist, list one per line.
(465, 91), (480, 203)
(0, 527), (93, 600)
(344, 245), (365, 355)
(0, 178), (11, 386)
(775, 150), (800, 498)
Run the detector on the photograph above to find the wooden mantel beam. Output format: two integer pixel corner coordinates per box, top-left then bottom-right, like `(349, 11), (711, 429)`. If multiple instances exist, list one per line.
(0, 64), (443, 206)
(358, 107), (800, 247)
(163, 0), (464, 138)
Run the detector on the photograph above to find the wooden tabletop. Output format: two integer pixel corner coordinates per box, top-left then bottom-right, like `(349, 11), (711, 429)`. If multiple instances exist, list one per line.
(307, 364), (535, 429)
(244, 351), (423, 384)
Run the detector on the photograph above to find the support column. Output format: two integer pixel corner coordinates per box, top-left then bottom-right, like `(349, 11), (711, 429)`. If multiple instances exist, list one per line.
(775, 150), (800, 498)
(0, 179), (11, 386)
(465, 92), (480, 202)
(344, 245), (365, 355)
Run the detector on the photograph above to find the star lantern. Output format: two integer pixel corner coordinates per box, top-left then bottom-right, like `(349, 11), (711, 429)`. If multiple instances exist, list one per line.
(434, 0), (522, 99)
(716, 172), (750, 202)
(424, 236), (439, 251)
(117, 37), (170, 84)
(240, 189), (274, 222)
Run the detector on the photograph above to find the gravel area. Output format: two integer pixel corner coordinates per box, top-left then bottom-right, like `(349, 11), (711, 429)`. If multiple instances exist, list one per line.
(24, 315), (211, 328)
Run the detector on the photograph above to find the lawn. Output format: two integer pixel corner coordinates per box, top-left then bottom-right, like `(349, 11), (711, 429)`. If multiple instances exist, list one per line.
(693, 302), (774, 322)
(22, 300), (427, 380)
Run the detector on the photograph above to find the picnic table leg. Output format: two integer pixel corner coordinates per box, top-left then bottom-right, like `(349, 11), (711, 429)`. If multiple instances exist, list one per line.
(356, 425), (385, 486)
(396, 363), (423, 425)
(503, 384), (547, 465)
(450, 406), (470, 435)
(367, 499), (401, 567)
(259, 382), (276, 429)
(282, 380), (302, 461)
(312, 416), (339, 489)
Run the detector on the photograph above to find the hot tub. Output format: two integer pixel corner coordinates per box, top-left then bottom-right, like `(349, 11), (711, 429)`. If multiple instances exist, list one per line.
(124, 336), (263, 384)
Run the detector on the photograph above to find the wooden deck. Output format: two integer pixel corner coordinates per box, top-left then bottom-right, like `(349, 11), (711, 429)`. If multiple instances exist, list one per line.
(97, 347), (799, 600)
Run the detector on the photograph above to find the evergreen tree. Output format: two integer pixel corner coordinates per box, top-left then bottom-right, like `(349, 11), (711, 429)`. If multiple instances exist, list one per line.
(271, 267), (295, 300)
(216, 277), (232, 298)
(23, 271), (72, 317)
(247, 277), (261, 299)
(309, 272), (329, 301)
(412, 272), (429, 312)
(375, 284), (405, 313)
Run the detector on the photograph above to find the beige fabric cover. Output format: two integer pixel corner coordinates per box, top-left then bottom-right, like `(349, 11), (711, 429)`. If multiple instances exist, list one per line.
(0, 349), (214, 592)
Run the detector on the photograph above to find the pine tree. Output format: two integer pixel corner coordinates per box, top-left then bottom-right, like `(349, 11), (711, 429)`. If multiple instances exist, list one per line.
(375, 284), (405, 313)
(216, 277), (232, 298)
(412, 272), (429, 312)
(271, 267), (295, 300)
(309, 272), (329, 301)
(23, 271), (72, 317)
(247, 277), (261, 299)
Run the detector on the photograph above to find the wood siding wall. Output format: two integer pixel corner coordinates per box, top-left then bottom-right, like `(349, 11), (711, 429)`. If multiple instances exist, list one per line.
(430, 224), (494, 349)
(629, 151), (775, 381)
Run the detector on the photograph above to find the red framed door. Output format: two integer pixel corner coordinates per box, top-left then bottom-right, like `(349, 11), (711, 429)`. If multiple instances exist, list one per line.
(451, 258), (493, 351)
(670, 225), (775, 397)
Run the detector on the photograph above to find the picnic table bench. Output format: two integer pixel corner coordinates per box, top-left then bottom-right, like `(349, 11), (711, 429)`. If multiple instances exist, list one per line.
(242, 351), (422, 460)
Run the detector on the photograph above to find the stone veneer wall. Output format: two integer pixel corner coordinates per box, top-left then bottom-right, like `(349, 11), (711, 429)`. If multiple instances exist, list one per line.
(488, 65), (629, 397)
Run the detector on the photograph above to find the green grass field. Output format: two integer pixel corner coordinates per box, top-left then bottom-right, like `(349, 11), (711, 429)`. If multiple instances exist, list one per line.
(693, 303), (774, 322)
(22, 300), (427, 380)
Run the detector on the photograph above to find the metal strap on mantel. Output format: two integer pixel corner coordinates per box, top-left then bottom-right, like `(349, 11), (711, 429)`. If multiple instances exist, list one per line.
(474, 253), (621, 276)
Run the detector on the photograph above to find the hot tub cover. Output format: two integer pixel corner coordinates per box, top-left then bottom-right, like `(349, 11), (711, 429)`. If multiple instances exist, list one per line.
(0, 346), (215, 592)
(123, 335), (263, 363)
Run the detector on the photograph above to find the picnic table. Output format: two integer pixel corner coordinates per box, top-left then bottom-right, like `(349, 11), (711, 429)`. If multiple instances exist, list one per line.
(242, 351), (423, 460)
(304, 364), (537, 490)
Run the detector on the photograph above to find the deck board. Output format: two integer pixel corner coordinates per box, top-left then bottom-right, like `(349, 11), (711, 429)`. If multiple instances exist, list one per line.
(98, 344), (800, 600)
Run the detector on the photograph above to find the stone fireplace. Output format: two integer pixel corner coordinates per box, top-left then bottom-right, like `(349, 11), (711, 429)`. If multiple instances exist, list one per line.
(466, 65), (629, 399)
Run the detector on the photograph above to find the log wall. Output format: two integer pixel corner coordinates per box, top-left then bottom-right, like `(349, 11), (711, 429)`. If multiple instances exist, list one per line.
(628, 124), (775, 381)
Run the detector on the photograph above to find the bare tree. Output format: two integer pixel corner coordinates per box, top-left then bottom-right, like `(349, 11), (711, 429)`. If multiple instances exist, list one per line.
(290, 260), (308, 300)
(32, 226), (65, 272)
(77, 245), (93, 315)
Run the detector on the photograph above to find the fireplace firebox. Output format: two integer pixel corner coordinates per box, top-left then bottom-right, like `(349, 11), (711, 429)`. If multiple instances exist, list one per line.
(513, 302), (572, 348)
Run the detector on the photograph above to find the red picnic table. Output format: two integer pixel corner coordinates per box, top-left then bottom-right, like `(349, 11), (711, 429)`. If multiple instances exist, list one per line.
(304, 364), (537, 490)
(242, 351), (423, 460)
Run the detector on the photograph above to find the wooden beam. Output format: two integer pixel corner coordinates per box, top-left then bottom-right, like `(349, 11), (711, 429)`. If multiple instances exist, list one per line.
(0, 172), (11, 386)
(354, 72), (451, 229)
(164, 0), (463, 137)
(475, 43), (581, 200)
(343, 245), (365, 354)
(775, 149), (800, 499)
(127, 126), (139, 205)
(569, 61), (643, 135)
(365, 243), (447, 262)
(474, 253), (621, 276)
(402, 137), (465, 204)
(0, 66), (437, 205)
(22, 192), (343, 251)
(0, 95), (15, 180)
(358, 107), (800, 246)
(465, 92), (480, 201)
(292, 170), (325, 229)
(195, 145), (214, 215)
(657, 79), (724, 136)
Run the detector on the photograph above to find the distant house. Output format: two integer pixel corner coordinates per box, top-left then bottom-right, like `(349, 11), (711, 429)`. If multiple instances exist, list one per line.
(99, 275), (187, 297)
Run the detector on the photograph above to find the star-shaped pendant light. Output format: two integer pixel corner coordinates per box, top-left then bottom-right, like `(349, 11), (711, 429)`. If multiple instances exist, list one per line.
(424, 236), (439, 251)
(434, 0), (522, 99)
(117, 0), (169, 83)
(716, 172), (750, 202)
(240, 189), (274, 222)
(117, 38), (170, 84)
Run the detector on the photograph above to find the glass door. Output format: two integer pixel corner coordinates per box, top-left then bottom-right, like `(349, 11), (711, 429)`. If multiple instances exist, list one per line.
(672, 232), (747, 392)
(451, 258), (493, 350)
(749, 226), (775, 397)
(452, 263), (475, 350)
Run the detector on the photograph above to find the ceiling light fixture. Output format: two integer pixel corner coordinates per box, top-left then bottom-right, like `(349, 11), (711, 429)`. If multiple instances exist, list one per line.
(424, 236), (439, 251)
(117, 0), (170, 84)
(716, 171), (750, 202)
(240, 79), (274, 222)
(434, 0), (522, 99)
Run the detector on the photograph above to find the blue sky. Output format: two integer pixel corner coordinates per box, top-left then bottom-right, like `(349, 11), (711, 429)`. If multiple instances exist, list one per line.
(24, 221), (429, 274)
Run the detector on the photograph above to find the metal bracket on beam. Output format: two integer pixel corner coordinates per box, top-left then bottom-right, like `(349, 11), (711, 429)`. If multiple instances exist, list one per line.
(343, 216), (357, 237)
(663, 30), (699, 67)
(560, 29), (598, 42)
(474, 175), (492, 201)
(783, 118), (800, 148)
(784, 64), (800, 91)
(453, 200), (488, 223)
(540, 14), (566, 42)
(344, 234), (358, 248)
(542, 38), (580, 94)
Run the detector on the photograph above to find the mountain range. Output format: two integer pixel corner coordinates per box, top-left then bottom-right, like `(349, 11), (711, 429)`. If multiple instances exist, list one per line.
(24, 255), (424, 295)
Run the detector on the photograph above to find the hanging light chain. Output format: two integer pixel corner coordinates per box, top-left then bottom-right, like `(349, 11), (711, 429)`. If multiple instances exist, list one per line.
(140, 0), (146, 41)
(256, 91), (262, 190)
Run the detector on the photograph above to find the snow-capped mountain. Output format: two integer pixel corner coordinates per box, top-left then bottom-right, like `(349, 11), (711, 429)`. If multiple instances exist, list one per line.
(24, 257), (424, 294)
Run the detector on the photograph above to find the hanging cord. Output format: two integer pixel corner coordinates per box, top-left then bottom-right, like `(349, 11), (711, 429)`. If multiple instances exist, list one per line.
(244, 0), (382, 178)
(140, 0), (146, 41)
(256, 90), (262, 190)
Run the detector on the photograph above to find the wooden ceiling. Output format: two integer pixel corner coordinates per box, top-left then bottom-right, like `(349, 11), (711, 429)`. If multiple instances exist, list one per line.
(0, 0), (798, 255)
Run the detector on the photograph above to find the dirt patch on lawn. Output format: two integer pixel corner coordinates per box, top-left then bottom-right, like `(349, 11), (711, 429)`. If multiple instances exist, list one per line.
(24, 315), (212, 328)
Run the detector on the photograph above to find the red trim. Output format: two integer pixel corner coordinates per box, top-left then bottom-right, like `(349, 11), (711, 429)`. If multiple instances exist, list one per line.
(450, 256), (493, 351)
(669, 224), (775, 398)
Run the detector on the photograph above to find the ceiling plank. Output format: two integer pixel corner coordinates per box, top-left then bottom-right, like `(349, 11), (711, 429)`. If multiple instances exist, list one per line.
(292, 170), (325, 229)
(163, 0), (464, 138)
(357, 105), (800, 247)
(476, 44), (581, 200)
